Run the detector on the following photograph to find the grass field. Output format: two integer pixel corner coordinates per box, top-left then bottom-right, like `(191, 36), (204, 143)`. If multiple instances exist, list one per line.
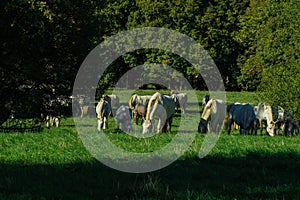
(0, 91), (300, 199)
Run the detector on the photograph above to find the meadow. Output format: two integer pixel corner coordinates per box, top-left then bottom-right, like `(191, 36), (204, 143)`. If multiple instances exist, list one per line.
(0, 91), (300, 199)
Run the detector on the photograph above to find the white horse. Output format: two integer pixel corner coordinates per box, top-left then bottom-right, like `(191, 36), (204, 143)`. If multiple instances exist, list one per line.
(142, 92), (175, 134)
(96, 98), (111, 132)
(128, 94), (151, 110)
(198, 99), (226, 134)
(255, 102), (277, 136)
(128, 94), (151, 122)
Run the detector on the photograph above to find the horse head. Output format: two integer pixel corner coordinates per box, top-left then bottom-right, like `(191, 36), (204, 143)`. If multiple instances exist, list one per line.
(142, 119), (152, 134)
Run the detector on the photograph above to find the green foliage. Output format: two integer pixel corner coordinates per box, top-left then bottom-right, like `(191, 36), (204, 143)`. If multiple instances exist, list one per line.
(124, 0), (249, 90)
(236, 0), (300, 117)
(236, 0), (269, 91)
(1, 0), (299, 117)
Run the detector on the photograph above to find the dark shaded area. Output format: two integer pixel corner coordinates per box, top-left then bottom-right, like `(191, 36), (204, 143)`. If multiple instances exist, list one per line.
(1, 152), (299, 199)
(139, 84), (168, 90)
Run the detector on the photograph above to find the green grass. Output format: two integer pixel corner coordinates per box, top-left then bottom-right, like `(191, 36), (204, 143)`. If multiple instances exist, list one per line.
(0, 91), (299, 199)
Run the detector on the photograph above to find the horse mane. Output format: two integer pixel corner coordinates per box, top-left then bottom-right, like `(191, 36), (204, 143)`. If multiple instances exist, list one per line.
(201, 99), (214, 120)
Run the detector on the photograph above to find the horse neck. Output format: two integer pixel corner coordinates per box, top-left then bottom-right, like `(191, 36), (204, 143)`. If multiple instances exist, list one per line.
(145, 93), (160, 122)
(145, 100), (154, 122)
(201, 99), (214, 120)
(201, 107), (211, 120)
(265, 106), (274, 124)
(149, 102), (159, 120)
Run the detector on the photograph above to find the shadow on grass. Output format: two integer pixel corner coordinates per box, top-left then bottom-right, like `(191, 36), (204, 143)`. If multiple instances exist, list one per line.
(0, 152), (300, 199)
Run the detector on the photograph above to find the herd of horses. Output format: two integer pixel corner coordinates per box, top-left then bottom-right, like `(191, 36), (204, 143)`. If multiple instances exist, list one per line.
(199, 97), (299, 136)
(95, 91), (188, 134)
(9, 89), (295, 137)
(1, 87), (298, 136)
(94, 91), (300, 136)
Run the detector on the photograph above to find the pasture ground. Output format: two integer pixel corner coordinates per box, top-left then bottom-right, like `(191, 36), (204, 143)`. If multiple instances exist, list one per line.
(0, 91), (299, 199)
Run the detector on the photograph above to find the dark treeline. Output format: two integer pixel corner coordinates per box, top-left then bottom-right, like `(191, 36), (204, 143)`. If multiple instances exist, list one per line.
(0, 0), (299, 117)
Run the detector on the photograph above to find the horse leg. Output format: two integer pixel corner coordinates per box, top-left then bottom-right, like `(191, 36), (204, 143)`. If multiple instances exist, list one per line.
(103, 117), (108, 129)
(182, 106), (185, 114)
(157, 119), (163, 133)
(162, 119), (167, 133)
(244, 127), (250, 135)
(50, 116), (54, 127)
(167, 117), (172, 134)
(259, 120), (263, 136)
(227, 119), (233, 135)
(253, 119), (258, 135)
(55, 117), (60, 127)
(46, 115), (50, 128)
(135, 115), (139, 125)
(250, 121), (255, 135)
(97, 119), (102, 131)
(141, 116), (144, 125)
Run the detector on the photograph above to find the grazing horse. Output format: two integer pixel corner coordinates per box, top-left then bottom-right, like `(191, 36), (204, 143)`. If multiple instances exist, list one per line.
(96, 98), (111, 132)
(255, 103), (277, 136)
(227, 103), (256, 135)
(115, 105), (133, 132)
(142, 92), (175, 134)
(128, 94), (151, 123)
(128, 94), (151, 110)
(170, 92), (188, 114)
(198, 99), (226, 134)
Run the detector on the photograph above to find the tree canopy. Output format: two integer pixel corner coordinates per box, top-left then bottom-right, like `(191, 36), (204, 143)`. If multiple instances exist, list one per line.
(236, 0), (300, 116)
(1, 0), (299, 117)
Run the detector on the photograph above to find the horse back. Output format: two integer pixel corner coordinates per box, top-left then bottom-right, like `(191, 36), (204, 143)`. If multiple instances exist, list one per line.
(229, 104), (255, 128)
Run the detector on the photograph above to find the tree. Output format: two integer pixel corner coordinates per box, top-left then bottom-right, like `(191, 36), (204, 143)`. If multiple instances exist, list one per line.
(237, 0), (300, 117)
(257, 0), (300, 117)
(124, 0), (249, 90)
(236, 0), (269, 91)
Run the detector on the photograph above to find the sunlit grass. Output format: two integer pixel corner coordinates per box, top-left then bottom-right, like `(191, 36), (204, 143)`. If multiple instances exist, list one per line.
(0, 91), (299, 199)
